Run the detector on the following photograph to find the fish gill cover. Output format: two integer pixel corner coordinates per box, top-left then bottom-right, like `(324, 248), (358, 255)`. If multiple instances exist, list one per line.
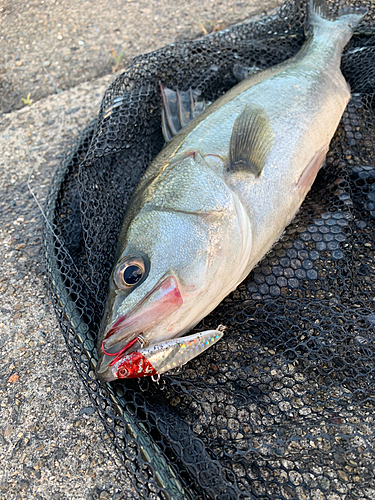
(43, 0), (375, 498)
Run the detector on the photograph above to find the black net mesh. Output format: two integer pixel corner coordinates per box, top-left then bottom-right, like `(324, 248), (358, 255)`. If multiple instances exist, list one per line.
(43, 1), (375, 498)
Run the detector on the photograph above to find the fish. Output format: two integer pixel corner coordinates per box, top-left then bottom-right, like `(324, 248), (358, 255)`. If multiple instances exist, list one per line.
(96, 0), (366, 381)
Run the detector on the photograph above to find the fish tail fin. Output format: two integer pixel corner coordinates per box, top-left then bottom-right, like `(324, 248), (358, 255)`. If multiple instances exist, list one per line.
(308, 0), (367, 46)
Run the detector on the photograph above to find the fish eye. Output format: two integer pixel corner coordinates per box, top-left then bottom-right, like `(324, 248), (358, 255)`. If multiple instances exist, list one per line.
(114, 256), (145, 290)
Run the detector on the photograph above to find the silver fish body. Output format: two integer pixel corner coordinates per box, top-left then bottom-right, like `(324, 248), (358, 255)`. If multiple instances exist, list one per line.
(96, 1), (366, 381)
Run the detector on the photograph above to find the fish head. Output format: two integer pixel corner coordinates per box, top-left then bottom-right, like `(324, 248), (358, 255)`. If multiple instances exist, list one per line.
(96, 153), (250, 380)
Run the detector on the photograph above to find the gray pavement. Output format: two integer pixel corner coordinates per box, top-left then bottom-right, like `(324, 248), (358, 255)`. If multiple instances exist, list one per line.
(0, 0), (273, 114)
(0, 1), (274, 499)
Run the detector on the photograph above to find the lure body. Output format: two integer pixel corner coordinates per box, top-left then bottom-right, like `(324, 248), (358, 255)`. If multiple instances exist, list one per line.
(107, 330), (223, 380)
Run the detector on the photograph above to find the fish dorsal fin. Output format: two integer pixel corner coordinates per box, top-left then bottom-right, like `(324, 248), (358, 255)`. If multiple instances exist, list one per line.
(160, 84), (210, 142)
(233, 62), (261, 82)
(228, 104), (273, 176)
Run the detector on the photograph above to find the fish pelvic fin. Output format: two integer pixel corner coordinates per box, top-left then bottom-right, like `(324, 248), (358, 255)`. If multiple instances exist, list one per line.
(308, 0), (367, 45)
(228, 104), (273, 177)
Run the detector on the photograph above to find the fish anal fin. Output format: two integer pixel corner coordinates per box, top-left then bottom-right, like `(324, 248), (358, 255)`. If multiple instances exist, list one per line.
(228, 104), (273, 177)
(297, 144), (329, 194)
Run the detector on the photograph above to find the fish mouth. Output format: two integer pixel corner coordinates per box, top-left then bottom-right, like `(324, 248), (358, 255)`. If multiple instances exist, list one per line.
(96, 274), (183, 376)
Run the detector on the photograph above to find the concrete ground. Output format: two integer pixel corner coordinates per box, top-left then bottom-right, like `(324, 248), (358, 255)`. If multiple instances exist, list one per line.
(0, 1), (276, 499)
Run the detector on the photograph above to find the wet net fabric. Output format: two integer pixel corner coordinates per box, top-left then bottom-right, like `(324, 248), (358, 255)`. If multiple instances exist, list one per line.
(43, 1), (375, 498)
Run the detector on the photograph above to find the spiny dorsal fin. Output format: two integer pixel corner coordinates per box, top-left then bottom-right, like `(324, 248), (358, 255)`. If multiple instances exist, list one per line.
(233, 63), (261, 82)
(160, 84), (210, 142)
(228, 104), (273, 176)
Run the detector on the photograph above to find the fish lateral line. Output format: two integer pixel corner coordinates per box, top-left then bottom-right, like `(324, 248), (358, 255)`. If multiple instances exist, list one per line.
(144, 204), (223, 218)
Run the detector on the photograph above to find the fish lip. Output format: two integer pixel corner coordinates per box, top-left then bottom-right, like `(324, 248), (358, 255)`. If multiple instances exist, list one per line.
(101, 285), (158, 350)
(103, 318), (140, 350)
(103, 301), (145, 345)
(96, 274), (183, 379)
(101, 273), (183, 352)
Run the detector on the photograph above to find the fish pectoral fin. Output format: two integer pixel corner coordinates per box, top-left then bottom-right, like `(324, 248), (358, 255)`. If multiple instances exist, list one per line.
(228, 104), (274, 177)
(160, 84), (210, 142)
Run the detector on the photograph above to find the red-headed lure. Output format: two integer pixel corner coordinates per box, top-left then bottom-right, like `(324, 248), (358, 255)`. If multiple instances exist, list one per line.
(106, 329), (224, 380)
